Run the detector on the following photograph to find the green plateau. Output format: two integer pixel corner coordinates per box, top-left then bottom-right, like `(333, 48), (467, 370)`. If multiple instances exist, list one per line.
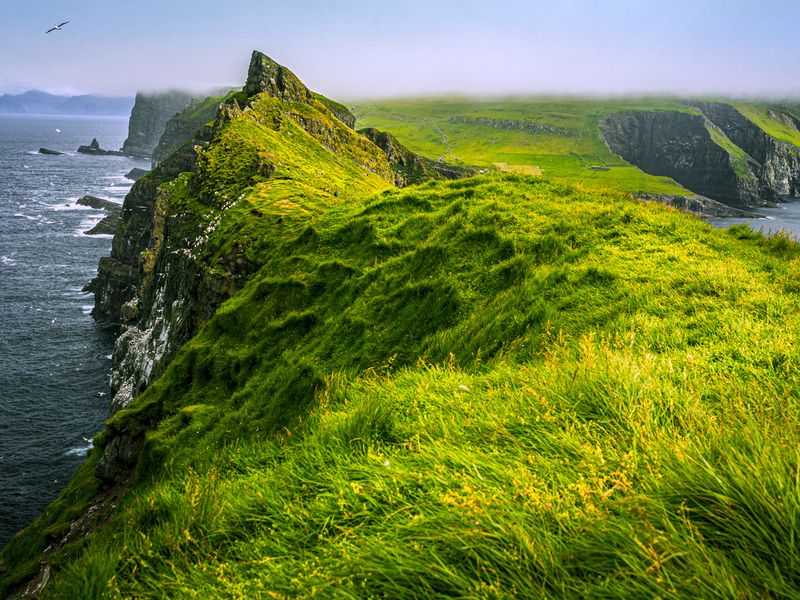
(3, 52), (800, 598)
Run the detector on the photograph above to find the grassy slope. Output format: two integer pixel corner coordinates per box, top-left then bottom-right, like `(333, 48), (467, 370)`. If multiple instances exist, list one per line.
(353, 98), (700, 196)
(734, 103), (800, 148)
(8, 172), (800, 597)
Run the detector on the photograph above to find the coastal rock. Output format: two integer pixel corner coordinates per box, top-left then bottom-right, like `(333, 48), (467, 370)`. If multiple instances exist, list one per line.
(78, 195), (122, 236)
(77, 194), (120, 211)
(151, 96), (224, 167)
(124, 167), (150, 181)
(38, 147), (65, 155)
(634, 193), (762, 218)
(77, 138), (125, 156)
(689, 101), (800, 198)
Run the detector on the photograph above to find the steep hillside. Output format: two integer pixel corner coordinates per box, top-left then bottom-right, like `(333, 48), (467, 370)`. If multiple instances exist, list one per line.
(4, 56), (800, 597)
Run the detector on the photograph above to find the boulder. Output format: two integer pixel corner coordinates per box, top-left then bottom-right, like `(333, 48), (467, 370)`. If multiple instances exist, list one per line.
(38, 147), (65, 155)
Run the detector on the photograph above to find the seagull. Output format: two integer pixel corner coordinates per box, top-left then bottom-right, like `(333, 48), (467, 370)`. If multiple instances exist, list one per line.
(46, 21), (69, 34)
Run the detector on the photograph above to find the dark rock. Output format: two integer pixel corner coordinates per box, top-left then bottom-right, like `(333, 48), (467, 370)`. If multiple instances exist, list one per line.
(77, 138), (125, 156)
(78, 195), (122, 236)
(635, 193), (762, 218)
(77, 194), (120, 211)
(94, 431), (144, 484)
(124, 167), (150, 181)
(38, 147), (65, 155)
(86, 215), (119, 235)
(244, 50), (314, 103)
(360, 127), (474, 187)
(152, 96), (224, 167)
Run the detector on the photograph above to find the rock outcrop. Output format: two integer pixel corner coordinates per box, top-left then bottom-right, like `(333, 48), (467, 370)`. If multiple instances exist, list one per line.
(243, 52), (315, 102)
(77, 138), (125, 156)
(38, 147), (64, 155)
(151, 96), (224, 167)
(77, 195), (123, 236)
(360, 127), (473, 187)
(121, 91), (194, 158)
(124, 167), (149, 181)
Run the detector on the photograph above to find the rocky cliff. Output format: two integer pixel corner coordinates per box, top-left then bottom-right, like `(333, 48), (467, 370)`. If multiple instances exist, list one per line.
(689, 101), (800, 198)
(600, 104), (800, 208)
(600, 110), (762, 207)
(121, 91), (194, 158)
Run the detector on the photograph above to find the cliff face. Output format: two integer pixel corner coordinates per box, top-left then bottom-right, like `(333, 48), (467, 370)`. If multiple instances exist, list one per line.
(689, 101), (800, 198)
(600, 110), (762, 207)
(121, 92), (194, 158)
(600, 104), (800, 208)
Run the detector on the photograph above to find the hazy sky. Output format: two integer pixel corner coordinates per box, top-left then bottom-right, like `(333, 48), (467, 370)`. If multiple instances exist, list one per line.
(1, 0), (799, 99)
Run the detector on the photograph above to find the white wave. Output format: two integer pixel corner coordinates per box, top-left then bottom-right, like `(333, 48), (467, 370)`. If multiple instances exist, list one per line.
(48, 202), (93, 212)
(65, 437), (93, 457)
(81, 305), (94, 315)
(1, 255), (17, 266)
(14, 213), (39, 221)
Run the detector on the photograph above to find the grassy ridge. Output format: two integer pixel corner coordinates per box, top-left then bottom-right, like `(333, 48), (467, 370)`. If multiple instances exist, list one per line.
(9, 173), (800, 596)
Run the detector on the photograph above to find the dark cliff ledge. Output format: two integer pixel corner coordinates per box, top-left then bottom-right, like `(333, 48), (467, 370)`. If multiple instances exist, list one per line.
(600, 105), (800, 209)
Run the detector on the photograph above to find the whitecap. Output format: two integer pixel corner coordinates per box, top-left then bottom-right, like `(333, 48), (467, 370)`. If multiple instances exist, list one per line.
(48, 202), (92, 212)
(65, 437), (94, 457)
(14, 213), (39, 221)
(81, 305), (94, 315)
(1, 255), (17, 266)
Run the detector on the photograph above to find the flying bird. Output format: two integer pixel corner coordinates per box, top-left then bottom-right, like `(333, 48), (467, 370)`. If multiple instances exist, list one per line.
(45, 21), (69, 34)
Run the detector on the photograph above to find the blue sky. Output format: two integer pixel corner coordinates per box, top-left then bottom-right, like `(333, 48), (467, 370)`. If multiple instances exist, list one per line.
(1, 0), (798, 98)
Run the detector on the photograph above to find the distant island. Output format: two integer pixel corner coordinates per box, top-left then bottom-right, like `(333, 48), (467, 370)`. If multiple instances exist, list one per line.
(0, 90), (134, 116)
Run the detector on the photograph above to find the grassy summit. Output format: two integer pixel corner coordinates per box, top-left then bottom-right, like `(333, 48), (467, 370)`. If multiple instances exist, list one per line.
(3, 56), (800, 597)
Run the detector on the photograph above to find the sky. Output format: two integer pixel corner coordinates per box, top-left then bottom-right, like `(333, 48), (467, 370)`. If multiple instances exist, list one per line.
(1, 0), (799, 99)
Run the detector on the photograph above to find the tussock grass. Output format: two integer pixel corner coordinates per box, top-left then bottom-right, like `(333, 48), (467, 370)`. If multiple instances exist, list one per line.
(3, 172), (800, 597)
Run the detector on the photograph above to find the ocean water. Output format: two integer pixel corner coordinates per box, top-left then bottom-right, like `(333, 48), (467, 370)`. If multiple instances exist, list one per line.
(707, 198), (800, 238)
(0, 115), (147, 546)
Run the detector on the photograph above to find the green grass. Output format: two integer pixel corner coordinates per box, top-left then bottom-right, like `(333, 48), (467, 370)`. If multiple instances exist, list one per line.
(6, 171), (800, 597)
(353, 97), (697, 196)
(734, 103), (800, 148)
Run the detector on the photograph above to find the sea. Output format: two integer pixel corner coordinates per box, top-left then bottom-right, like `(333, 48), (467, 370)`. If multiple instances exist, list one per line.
(0, 114), (147, 546)
(707, 200), (800, 239)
